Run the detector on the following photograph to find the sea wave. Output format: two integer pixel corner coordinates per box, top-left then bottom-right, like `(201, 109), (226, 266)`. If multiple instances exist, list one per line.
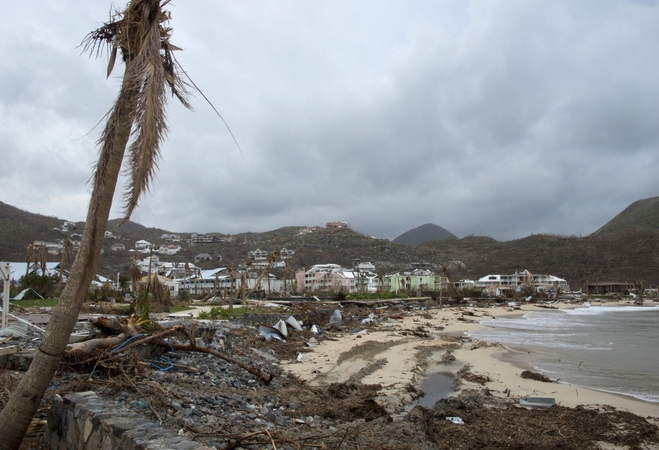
(472, 305), (659, 406)
(562, 305), (659, 316)
(470, 329), (611, 351)
(480, 311), (585, 331)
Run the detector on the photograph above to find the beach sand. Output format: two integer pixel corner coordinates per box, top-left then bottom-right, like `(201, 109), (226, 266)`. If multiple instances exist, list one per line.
(282, 301), (659, 418)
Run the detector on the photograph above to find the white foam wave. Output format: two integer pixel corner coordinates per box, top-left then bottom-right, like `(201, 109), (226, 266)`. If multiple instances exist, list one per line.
(480, 311), (583, 331)
(469, 331), (611, 351)
(563, 305), (659, 316)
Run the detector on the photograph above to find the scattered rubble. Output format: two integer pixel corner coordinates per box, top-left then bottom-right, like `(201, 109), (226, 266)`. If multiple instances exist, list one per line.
(2, 300), (659, 449)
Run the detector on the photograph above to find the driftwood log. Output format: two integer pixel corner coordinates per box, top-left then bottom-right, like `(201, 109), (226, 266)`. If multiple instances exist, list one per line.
(67, 316), (143, 353)
(67, 333), (130, 354)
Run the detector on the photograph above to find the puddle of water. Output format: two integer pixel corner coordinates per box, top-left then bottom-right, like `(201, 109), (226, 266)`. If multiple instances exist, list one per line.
(414, 371), (455, 408)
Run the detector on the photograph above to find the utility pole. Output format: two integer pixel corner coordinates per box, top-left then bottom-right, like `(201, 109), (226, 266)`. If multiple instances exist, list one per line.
(439, 275), (443, 309)
(1, 263), (10, 329)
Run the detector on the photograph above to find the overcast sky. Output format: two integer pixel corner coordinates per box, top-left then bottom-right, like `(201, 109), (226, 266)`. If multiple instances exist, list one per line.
(1, 1), (657, 241)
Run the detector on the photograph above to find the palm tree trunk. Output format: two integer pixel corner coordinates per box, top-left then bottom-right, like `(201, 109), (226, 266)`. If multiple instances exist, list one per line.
(0, 81), (137, 450)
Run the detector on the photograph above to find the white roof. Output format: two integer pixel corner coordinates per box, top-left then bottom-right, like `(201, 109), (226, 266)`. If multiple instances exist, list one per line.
(543, 275), (567, 283)
(477, 274), (501, 283)
(196, 268), (228, 280)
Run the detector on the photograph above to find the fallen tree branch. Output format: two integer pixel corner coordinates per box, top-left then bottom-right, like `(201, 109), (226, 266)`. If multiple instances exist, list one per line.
(108, 325), (186, 354)
(63, 326), (186, 369)
(64, 320), (272, 384)
(67, 333), (129, 354)
(91, 316), (138, 336)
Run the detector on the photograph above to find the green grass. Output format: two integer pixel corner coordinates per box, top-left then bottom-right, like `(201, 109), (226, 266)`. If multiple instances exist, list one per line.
(9, 298), (59, 308)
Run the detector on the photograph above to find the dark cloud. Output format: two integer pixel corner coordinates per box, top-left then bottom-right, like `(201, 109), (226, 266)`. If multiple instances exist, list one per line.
(1, 1), (658, 241)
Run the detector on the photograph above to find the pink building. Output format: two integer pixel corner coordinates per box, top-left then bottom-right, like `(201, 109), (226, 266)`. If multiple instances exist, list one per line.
(295, 263), (379, 293)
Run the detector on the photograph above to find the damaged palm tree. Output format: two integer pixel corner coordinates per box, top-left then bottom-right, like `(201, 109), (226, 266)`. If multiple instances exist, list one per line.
(0, 1), (194, 447)
(141, 272), (171, 313)
(25, 244), (34, 278)
(442, 264), (464, 304)
(246, 246), (280, 300)
(57, 239), (73, 291)
(131, 254), (142, 294)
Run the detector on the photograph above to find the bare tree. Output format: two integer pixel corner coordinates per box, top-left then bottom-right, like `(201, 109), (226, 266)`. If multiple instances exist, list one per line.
(25, 244), (34, 278)
(0, 1), (192, 446)
(57, 238), (73, 291)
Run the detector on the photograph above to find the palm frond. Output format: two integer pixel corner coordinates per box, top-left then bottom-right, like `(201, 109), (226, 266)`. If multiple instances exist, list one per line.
(120, 16), (168, 223)
(82, 0), (192, 226)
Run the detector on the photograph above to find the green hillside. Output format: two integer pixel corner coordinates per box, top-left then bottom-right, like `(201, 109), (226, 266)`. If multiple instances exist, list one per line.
(419, 231), (659, 289)
(2, 199), (659, 290)
(0, 201), (79, 261)
(593, 197), (659, 235)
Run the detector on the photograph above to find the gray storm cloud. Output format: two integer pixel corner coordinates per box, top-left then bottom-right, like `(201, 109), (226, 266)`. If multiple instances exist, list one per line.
(1, 0), (657, 240)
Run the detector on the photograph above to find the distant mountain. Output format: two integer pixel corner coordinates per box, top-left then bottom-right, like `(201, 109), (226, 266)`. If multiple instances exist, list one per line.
(419, 230), (659, 289)
(0, 201), (79, 261)
(105, 218), (182, 243)
(593, 197), (659, 235)
(393, 223), (456, 246)
(3, 200), (659, 288)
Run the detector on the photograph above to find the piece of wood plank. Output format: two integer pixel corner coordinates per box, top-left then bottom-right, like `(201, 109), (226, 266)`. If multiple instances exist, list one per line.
(0, 345), (18, 356)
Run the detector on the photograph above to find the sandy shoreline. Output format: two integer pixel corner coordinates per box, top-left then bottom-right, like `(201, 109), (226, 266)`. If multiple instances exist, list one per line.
(281, 301), (659, 418)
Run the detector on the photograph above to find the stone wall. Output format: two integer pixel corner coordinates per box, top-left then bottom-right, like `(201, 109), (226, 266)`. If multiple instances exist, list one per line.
(46, 391), (215, 450)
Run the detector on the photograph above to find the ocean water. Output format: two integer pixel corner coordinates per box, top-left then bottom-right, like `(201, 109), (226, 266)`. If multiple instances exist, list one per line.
(468, 304), (659, 403)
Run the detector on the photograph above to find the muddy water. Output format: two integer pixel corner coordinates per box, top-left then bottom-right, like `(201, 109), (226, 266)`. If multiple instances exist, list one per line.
(414, 371), (455, 408)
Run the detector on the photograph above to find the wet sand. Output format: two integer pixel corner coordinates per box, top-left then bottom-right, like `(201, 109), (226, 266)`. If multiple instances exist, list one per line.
(282, 301), (659, 417)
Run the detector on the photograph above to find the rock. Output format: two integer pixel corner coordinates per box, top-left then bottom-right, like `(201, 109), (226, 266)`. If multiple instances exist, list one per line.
(170, 400), (183, 411)
(275, 416), (288, 426)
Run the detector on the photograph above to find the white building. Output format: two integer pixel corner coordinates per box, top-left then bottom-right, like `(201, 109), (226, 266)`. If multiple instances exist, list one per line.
(191, 234), (213, 244)
(474, 270), (569, 294)
(135, 240), (152, 250)
(157, 244), (181, 255)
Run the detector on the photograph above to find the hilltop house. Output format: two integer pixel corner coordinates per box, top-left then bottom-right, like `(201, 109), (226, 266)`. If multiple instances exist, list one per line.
(297, 226), (322, 234)
(134, 240), (151, 250)
(194, 253), (212, 263)
(326, 221), (349, 228)
(280, 248), (295, 259)
(157, 244), (181, 256)
(191, 234), (213, 244)
(32, 240), (64, 255)
(247, 249), (269, 261)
